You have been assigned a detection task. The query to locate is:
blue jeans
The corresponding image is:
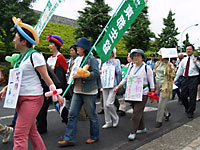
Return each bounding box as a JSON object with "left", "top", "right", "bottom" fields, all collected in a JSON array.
[{"left": 64, "top": 93, "right": 99, "bottom": 142}]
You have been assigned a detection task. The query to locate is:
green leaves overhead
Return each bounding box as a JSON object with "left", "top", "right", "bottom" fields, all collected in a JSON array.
[{"left": 156, "top": 10, "right": 179, "bottom": 49}]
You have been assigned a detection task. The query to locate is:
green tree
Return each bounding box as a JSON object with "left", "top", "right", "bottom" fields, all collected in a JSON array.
[
  {"left": 182, "top": 33, "right": 191, "bottom": 50},
  {"left": 0, "top": 0, "right": 39, "bottom": 54},
  {"left": 123, "top": 6, "right": 155, "bottom": 52},
  {"left": 156, "top": 10, "right": 179, "bottom": 48},
  {"left": 75, "top": 0, "right": 112, "bottom": 44}
]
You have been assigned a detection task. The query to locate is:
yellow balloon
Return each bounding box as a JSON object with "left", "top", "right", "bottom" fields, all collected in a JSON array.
[{"left": 12, "top": 16, "right": 39, "bottom": 45}]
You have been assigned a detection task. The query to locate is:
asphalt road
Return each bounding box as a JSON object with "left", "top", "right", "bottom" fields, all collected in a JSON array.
[{"left": 1, "top": 95, "right": 200, "bottom": 150}]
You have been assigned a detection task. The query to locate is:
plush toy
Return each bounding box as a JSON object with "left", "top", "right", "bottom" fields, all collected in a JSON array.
[
  {"left": 76, "top": 64, "right": 90, "bottom": 78},
  {"left": 5, "top": 53, "right": 20, "bottom": 67},
  {"left": 147, "top": 91, "right": 159, "bottom": 103}
]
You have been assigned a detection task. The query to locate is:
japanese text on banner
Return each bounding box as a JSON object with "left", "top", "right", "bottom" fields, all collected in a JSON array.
[
  {"left": 125, "top": 75, "right": 143, "bottom": 101},
  {"left": 34, "top": 0, "right": 64, "bottom": 37},
  {"left": 4, "top": 68, "right": 22, "bottom": 109},
  {"left": 95, "top": 0, "right": 146, "bottom": 63}
]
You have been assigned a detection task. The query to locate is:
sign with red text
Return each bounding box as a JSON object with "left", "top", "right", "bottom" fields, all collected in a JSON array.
[
  {"left": 101, "top": 65, "right": 115, "bottom": 88},
  {"left": 125, "top": 75, "right": 143, "bottom": 101}
]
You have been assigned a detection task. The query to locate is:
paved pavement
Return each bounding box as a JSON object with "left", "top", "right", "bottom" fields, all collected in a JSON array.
[
  {"left": 138, "top": 115, "right": 200, "bottom": 150},
  {"left": 1, "top": 87, "right": 200, "bottom": 150}
]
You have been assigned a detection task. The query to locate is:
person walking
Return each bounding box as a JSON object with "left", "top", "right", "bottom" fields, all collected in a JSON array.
[
  {"left": 147, "top": 53, "right": 156, "bottom": 70},
  {"left": 114, "top": 49, "right": 155, "bottom": 141},
  {"left": 118, "top": 52, "right": 133, "bottom": 116},
  {"left": 0, "top": 124, "right": 13, "bottom": 144},
  {"left": 0, "top": 16, "right": 63, "bottom": 150},
  {"left": 0, "top": 97, "right": 13, "bottom": 144},
  {"left": 36, "top": 33, "right": 68, "bottom": 134},
  {"left": 171, "top": 58, "right": 181, "bottom": 101},
  {"left": 154, "top": 49, "right": 176, "bottom": 128},
  {"left": 101, "top": 48, "right": 121, "bottom": 129},
  {"left": 58, "top": 37, "right": 100, "bottom": 147},
  {"left": 174, "top": 44, "right": 200, "bottom": 118}
]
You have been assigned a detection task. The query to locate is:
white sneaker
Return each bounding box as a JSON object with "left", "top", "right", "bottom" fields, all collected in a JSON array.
[
  {"left": 128, "top": 133, "right": 136, "bottom": 141},
  {"left": 113, "top": 116, "right": 119, "bottom": 127},
  {"left": 2, "top": 127, "right": 13, "bottom": 144},
  {"left": 102, "top": 123, "right": 112, "bottom": 129},
  {"left": 136, "top": 128, "right": 147, "bottom": 134}
]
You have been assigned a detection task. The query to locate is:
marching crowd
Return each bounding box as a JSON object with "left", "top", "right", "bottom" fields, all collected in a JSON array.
[{"left": 0, "top": 17, "right": 200, "bottom": 150}]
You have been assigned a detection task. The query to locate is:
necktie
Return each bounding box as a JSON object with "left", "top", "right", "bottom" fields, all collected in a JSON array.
[{"left": 184, "top": 57, "right": 190, "bottom": 77}]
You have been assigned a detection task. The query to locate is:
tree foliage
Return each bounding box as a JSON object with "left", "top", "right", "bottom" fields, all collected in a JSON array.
[
  {"left": 182, "top": 33, "right": 191, "bottom": 51},
  {"left": 0, "top": 0, "right": 39, "bottom": 54},
  {"left": 123, "top": 6, "right": 155, "bottom": 52},
  {"left": 75, "top": 0, "right": 112, "bottom": 44},
  {"left": 156, "top": 10, "right": 179, "bottom": 49},
  {"left": 36, "top": 22, "right": 77, "bottom": 56}
]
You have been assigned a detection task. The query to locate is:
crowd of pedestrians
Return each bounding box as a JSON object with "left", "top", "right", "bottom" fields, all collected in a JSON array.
[{"left": 1, "top": 17, "right": 200, "bottom": 150}]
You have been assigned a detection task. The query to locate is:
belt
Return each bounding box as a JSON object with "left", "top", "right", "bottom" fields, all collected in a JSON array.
[{"left": 184, "top": 75, "right": 199, "bottom": 79}]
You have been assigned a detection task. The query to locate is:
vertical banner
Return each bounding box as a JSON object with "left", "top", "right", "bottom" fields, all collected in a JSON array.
[
  {"left": 125, "top": 75, "right": 143, "bottom": 101},
  {"left": 95, "top": 0, "right": 146, "bottom": 63},
  {"left": 4, "top": 68, "right": 22, "bottom": 109},
  {"left": 34, "top": 0, "right": 64, "bottom": 37}
]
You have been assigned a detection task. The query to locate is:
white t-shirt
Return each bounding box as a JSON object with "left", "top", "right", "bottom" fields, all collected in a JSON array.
[{"left": 18, "top": 52, "right": 46, "bottom": 96}]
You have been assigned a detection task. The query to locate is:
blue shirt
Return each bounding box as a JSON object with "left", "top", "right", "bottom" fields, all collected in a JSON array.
[{"left": 147, "top": 60, "right": 155, "bottom": 70}]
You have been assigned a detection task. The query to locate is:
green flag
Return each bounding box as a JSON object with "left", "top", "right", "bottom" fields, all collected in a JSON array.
[
  {"left": 95, "top": 0, "right": 146, "bottom": 63},
  {"left": 34, "top": 0, "right": 64, "bottom": 37}
]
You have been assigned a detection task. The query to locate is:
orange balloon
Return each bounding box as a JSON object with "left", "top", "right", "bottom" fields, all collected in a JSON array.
[
  {"left": 83, "top": 64, "right": 89, "bottom": 70},
  {"left": 76, "top": 68, "right": 84, "bottom": 74},
  {"left": 83, "top": 71, "right": 90, "bottom": 78},
  {"left": 76, "top": 64, "right": 90, "bottom": 78}
]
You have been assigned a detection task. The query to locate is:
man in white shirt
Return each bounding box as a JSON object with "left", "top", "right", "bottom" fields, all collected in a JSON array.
[{"left": 174, "top": 44, "right": 200, "bottom": 118}]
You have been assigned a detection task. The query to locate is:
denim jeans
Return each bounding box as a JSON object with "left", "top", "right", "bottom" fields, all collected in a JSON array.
[{"left": 64, "top": 93, "right": 99, "bottom": 142}]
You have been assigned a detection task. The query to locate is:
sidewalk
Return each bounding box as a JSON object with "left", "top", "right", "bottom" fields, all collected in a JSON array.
[{"left": 137, "top": 116, "right": 200, "bottom": 150}]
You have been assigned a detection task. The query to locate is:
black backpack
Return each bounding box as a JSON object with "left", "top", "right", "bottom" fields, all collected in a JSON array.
[{"left": 30, "top": 52, "right": 62, "bottom": 93}]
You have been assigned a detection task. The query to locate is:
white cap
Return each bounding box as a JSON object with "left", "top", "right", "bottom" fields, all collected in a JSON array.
[{"left": 157, "top": 48, "right": 165, "bottom": 56}]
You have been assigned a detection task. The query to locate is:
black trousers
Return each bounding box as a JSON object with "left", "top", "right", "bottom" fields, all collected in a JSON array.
[
  {"left": 36, "top": 96, "right": 51, "bottom": 133},
  {"left": 181, "top": 76, "right": 199, "bottom": 114}
]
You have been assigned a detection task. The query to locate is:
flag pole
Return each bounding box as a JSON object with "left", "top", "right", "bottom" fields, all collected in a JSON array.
[{"left": 62, "top": 0, "right": 126, "bottom": 97}]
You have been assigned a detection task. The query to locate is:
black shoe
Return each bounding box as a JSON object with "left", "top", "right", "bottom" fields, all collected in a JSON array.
[
  {"left": 178, "top": 100, "right": 182, "bottom": 105},
  {"left": 155, "top": 122, "right": 162, "bottom": 128},
  {"left": 187, "top": 112, "right": 193, "bottom": 118},
  {"left": 117, "top": 110, "right": 126, "bottom": 117},
  {"left": 61, "top": 107, "right": 69, "bottom": 125},
  {"left": 7, "top": 124, "right": 14, "bottom": 128},
  {"left": 98, "top": 109, "right": 104, "bottom": 114},
  {"left": 165, "top": 113, "right": 171, "bottom": 121}
]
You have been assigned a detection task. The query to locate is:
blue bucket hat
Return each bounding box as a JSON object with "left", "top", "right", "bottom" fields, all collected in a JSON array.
[
  {"left": 74, "top": 37, "right": 91, "bottom": 51},
  {"left": 130, "top": 49, "right": 147, "bottom": 61}
]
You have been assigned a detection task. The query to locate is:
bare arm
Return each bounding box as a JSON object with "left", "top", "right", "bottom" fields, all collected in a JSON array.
[
  {"left": 113, "top": 84, "right": 123, "bottom": 93},
  {"left": 35, "top": 65, "right": 64, "bottom": 106},
  {"left": 35, "top": 65, "right": 53, "bottom": 87},
  {"left": 0, "top": 85, "right": 8, "bottom": 101}
]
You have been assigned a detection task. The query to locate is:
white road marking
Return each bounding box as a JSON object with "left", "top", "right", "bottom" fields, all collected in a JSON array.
[
  {"left": 127, "top": 106, "right": 157, "bottom": 113},
  {"left": 0, "top": 109, "right": 56, "bottom": 121}
]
